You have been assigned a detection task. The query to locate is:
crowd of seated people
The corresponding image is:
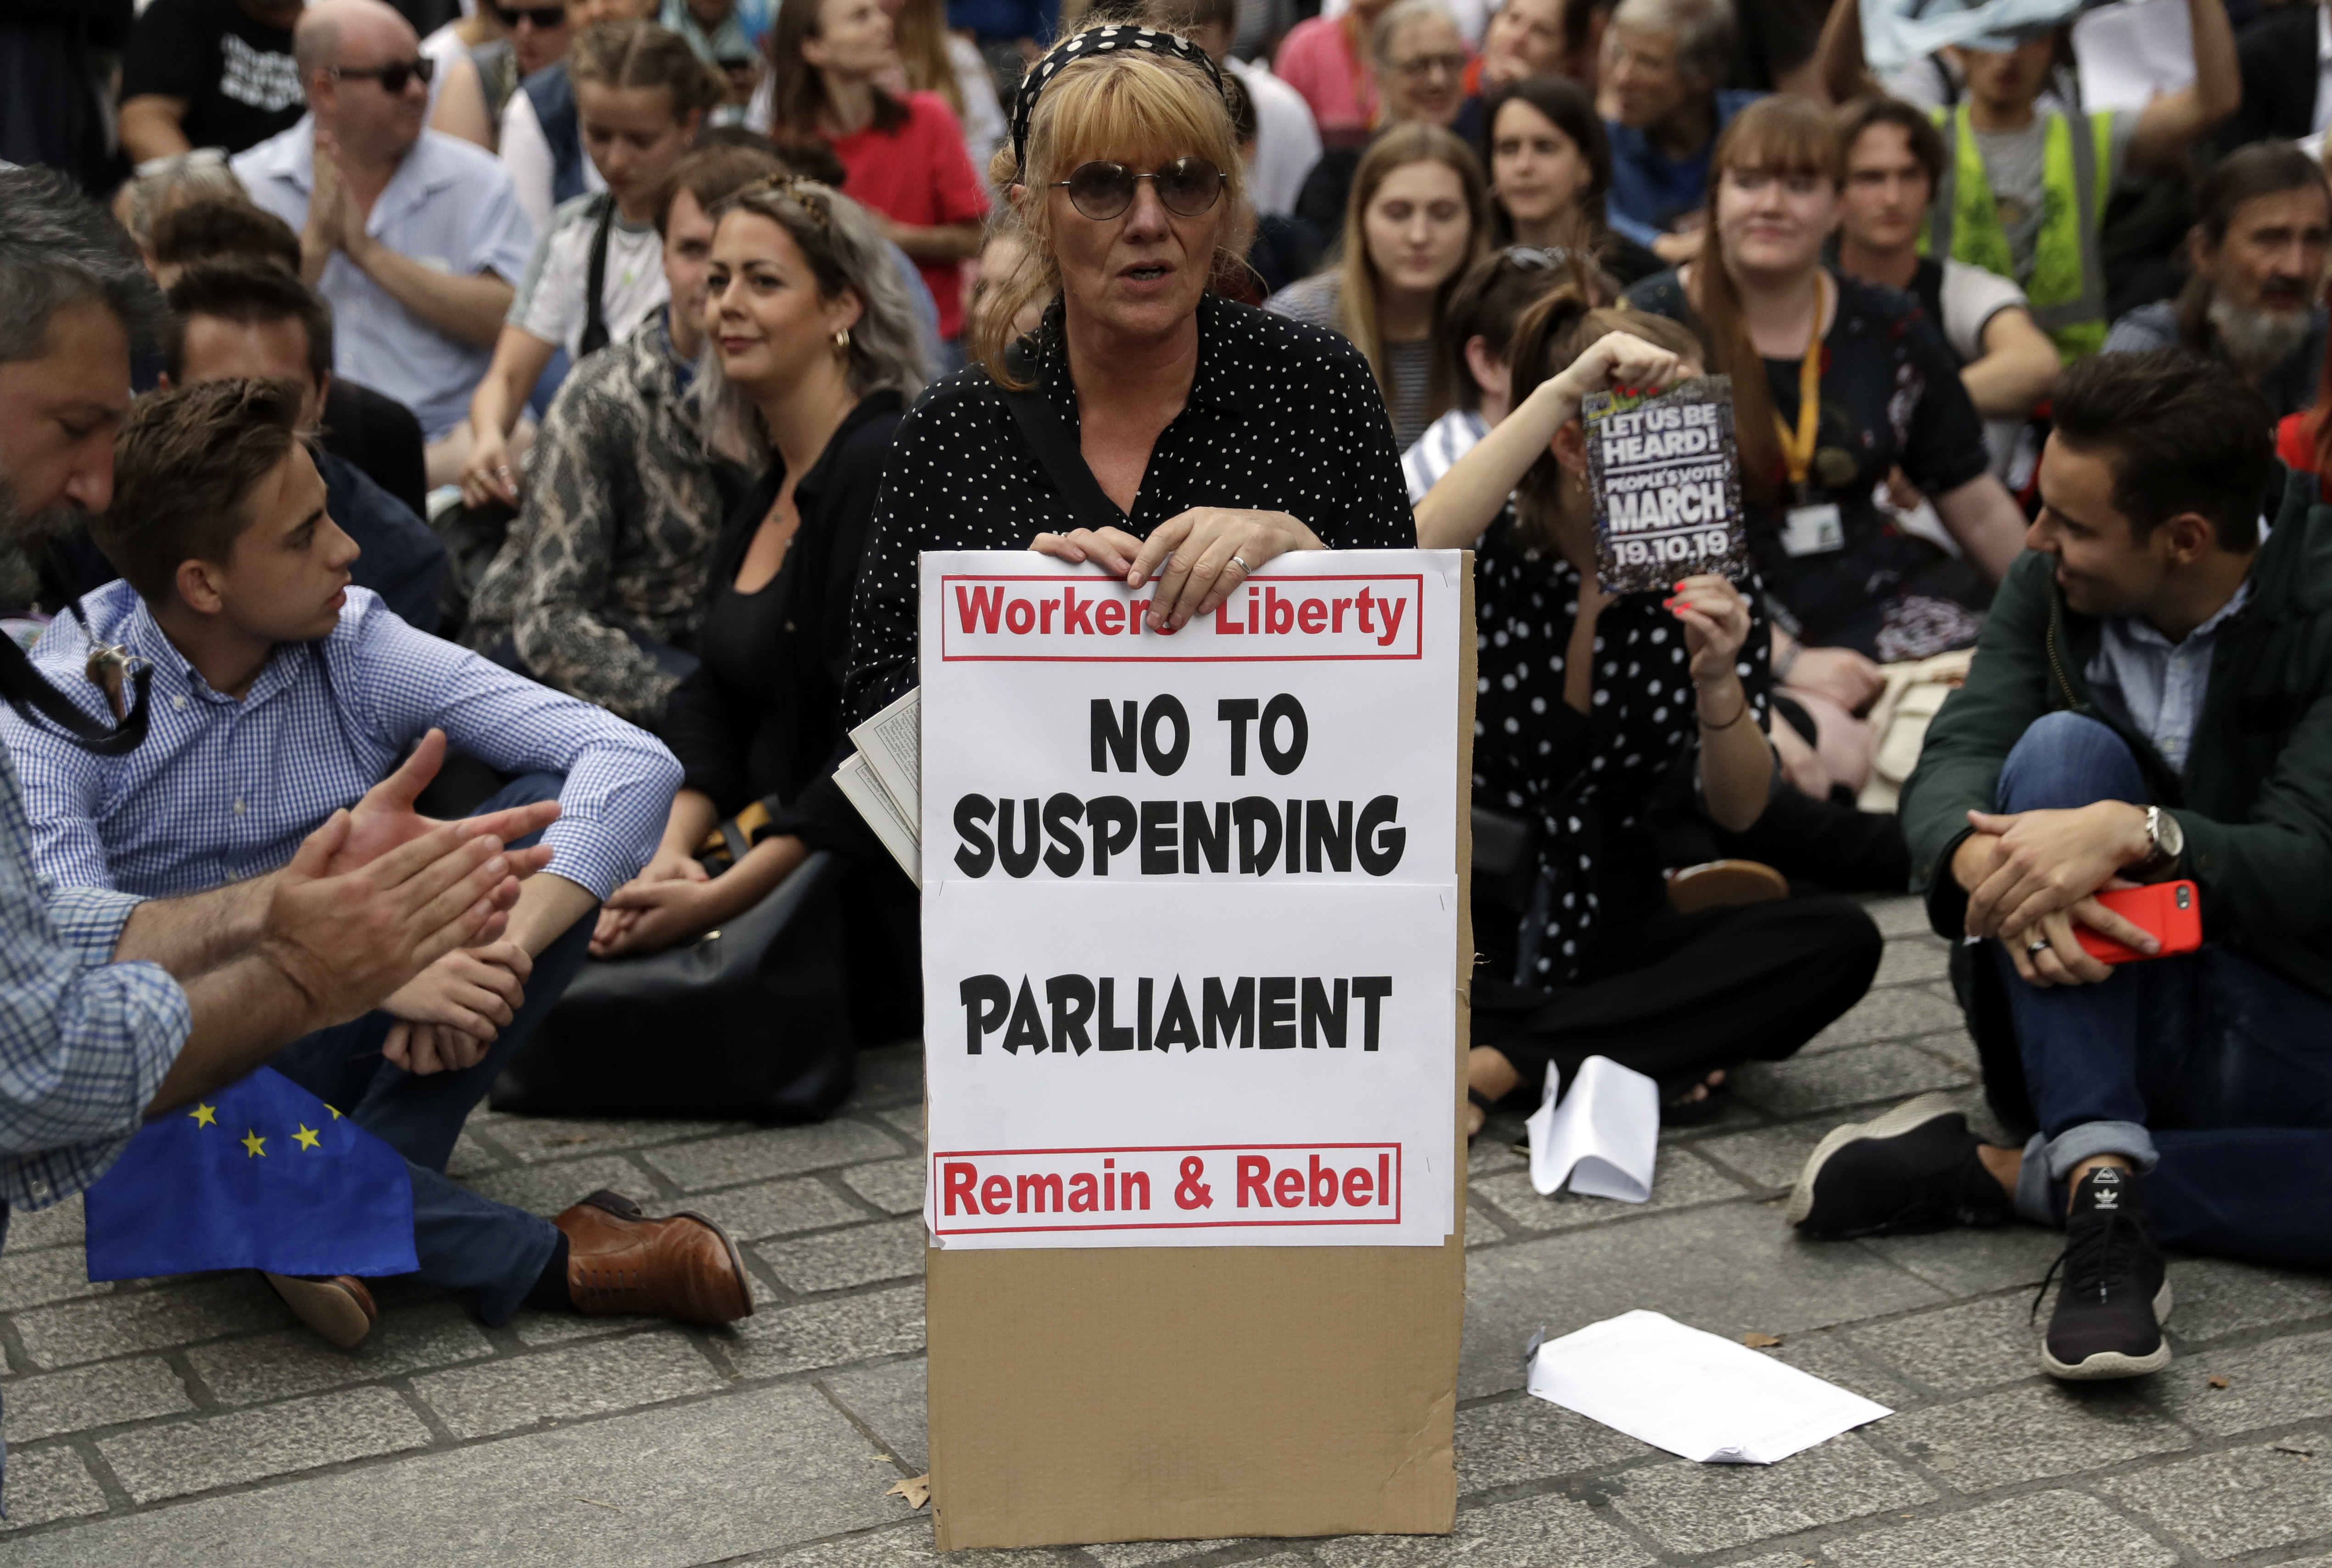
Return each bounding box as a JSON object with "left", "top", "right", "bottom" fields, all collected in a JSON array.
[{"left": 4, "top": 0, "right": 2331, "bottom": 1397}]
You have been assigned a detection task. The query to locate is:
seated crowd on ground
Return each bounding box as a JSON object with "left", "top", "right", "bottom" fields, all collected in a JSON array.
[{"left": 0, "top": 0, "right": 2328, "bottom": 1403}]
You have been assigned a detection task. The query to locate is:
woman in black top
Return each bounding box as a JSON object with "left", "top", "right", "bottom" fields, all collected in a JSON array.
[
  {"left": 593, "top": 175, "right": 925, "bottom": 1037},
  {"left": 1415, "top": 289, "right": 1882, "bottom": 1131},
  {"left": 1479, "top": 74, "right": 1661, "bottom": 290},
  {"left": 843, "top": 25, "right": 1416, "bottom": 725}
]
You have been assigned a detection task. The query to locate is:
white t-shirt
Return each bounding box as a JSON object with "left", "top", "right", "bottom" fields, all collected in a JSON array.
[
  {"left": 1228, "top": 56, "right": 1323, "bottom": 219},
  {"left": 507, "top": 192, "right": 669, "bottom": 359},
  {"left": 500, "top": 85, "right": 606, "bottom": 234},
  {"left": 1936, "top": 257, "right": 2026, "bottom": 365},
  {"left": 948, "top": 33, "right": 1008, "bottom": 173}
]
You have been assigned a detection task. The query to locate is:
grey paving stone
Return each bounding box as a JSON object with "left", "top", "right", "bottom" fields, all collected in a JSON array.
[
  {"left": 1730, "top": 1042, "right": 1972, "bottom": 1119},
  {"left": 1, "top": 1193, "right": 84, "bottom": 1253},
  {"left": 642, "top": 1120, "right": 906, "bottom": 1192},
  {"left": 1458, "top": 1204, "right": 1949, "bottom": 1399},
  {"left": 1759, "top": 1330, "right": 1922, "bottom": 1412},
  {"left": 1464, "top": 1210, "right": 1504, "bottom": 1248},
  {"left": 485, "top": 1114, "right": 757, "bottom": 1165},
  {"left": 1820, "top": 1489, "right": 2176, "bottom": 1568},
  {"left": 446, "top": 1128, "right": 504, "bottom": 1179},
  {"left": 12, "top": 1273, "right": 293, "bottom": 1369},
  {"left": 1083, "top": 1538, "right": 1258, "bottom": 1565},
  {"left": 1858, "top": 1223, "right": 2064, "bottom": 1297},
  {"left": 822, "top": 1356, "right": 928, "bottom": 1471},
  {"left": 758, "top": 1521, "right": 1082, "bottom": 1567},
  {"left": 462, "top": 1154, "right": 658, "bottom": 1217},
  {"left": 95, "top": 1384, "right": 433, "bottom": 1504},
  {"left": 2164, "top": 1257, "right": 2332, "bottom": 1343},
  {"left": 1880, "top": 1381, "right": 2190, "bottom": 1489},
  {"left": 1864, "top": 898, "right": 1938, "bottom": 938},
  {"left": 2099, "top": 1440, "right": 2332, "bottom": 1558},
  {"left": 1473, "top": 1148, "right": 1746, "bottom": 1235},
  {"left": 1805, "top": 986, "right": 1969, "bottom": 1053},
  {"left": 1694, "top": 1121, "right": 1828, "bottom": 1191},
  {"left": 842, "top": 1159, "right": 928, "bottom": 1216},
  {"left": 184, "top": 1299, "right": 495, "bottom": 1405},
  {"left": 842, "top": 1044, "right": 925, "bottom": 1110},
  {"left": 410, "top": 1331, "right": 727, "bottom": 1439},
  {"left": 0, "top": 1445, "right": 109, "bottom": 1531},
  {"left": 655, "top": 1175, "right": 871, "bottom": 1241},
  {"left": 2155, "top": 1328, "right": 2332, "bottom": 1436},
  {"left": 1844, "top": 1294, "right": 2046, "bottom": 1396},
  {"left": 760, "top": 1218, "right": 929, "bottom": 1293},
  {"left": 0, "top": 1246, "right": 112, "bottom": 1311},
  {"left": 878, "top": 1105, "right": 924, "bottom": 1144},
  {"left": 1452, "top": 1391, "right": 1653, "bottom": 1490},
  {"left": 1604, "top": 1434, "right": 1932, "bottom": 1554},
  {"left": 1312, "top": 1494, "right": 1654, "bottom": 1567},
  {"left": 0, "top": 1356, "right": 193, "bottom": 1442},
  {"left": 1872, "top": 937, "right": 1952, "bottom": 987},
  {"left": 6, "top": 1384, "right": 901, "bottom": 1568},
  {"left": 724, "top": 1283, "right": 925, "bottom": 1376},
  {"left": 509, "top": 1306, "right": 669, "bottom": 1347}
]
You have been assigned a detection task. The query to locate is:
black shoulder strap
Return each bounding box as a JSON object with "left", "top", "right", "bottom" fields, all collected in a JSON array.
[
  {"left": 995, "top": 341, "right": 1125, "bottom": 533},
  {"left": 0, "top": 635, "right": 151, "bottom": 758},
  {"left": 578, "top": 193, "right": 617, "bottom": 359}
]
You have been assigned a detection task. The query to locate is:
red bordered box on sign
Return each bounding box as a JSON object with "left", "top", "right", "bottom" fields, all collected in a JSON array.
[
  {"left": 930, "top": 1142, "right": 1405, "bottom": 1235},
  {"left": 937, "top": 574, "right": 1427, "bottom": 663}
]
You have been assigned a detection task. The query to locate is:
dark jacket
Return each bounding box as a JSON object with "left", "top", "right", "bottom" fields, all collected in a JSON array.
[
  {"left": 2219, "top": 1, "right": 2320, "bottom": 155},
  {"left": 1902, "top": 464, "right": 2332, "bottom": 997},
  {"left": 323, "top": 377, "right": 429, "bottom": 523},
  {"left": 319, "top": 450, "right": 448, "bottom": 635}
]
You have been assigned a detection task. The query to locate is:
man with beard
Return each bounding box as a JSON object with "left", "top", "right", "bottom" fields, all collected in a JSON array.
[
  {"left": 1792, "top": 351, "right": 2332, "bottom": 1378},
  {"left": 2104, "top": 143, "right": 2332, "bottom": 422},
  {"left": 0, "top": 165, "right": 555, "bottom": 1308}
]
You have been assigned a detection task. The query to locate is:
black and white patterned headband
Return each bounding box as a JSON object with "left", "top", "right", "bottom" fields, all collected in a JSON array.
[{"left": 1008, "top": 24, "right": 1228, "bottom": 175}]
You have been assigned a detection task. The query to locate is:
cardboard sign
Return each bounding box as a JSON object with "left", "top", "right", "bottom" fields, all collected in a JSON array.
[
  {"left": 1584, "top": 375, "right": 1751, "bottom": 596},
  {"left": 921, "top": 549, "right": 1473, "bottom": 1549}
]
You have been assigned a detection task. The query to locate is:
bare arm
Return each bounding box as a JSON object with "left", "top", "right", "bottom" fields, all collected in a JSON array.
[
  {"left": 459, "top": 324, "right": 559, "bottom": 504},
  {"left": 429, "top": 54, "right": 497, "bottom": 149},
  {"left": 1960, "top": 305, "right": 2059, "bottom": 419},
  {"left": 117, "top": 96, "right": 193, "bottom": 163},
  {"left": 112, "top": 875, "right": 276, "bottom": 977},
  {"left": 1811, "top": 0, "right": 1879, "bottom": 106},
  {"left": 345, "top": 233, "right": 517, "bottom": 346},
  {"left": 2127, "top": 0, "right": 2241, "bottom": 173},
  {"left": 884, "top": 220, "right": 984, "bottom": 261},
  {"left": 1931, "top": 472, "right": 2029, "bottom": 582}
]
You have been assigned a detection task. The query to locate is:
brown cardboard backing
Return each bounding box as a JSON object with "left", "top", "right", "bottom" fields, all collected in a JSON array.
[{"left": 926, "top": 562, "right": 1476, "bottom": 1551}]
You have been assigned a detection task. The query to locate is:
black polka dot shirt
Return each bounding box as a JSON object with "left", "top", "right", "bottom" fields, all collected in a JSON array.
[
  {"left": 1472, "top": 511, "right": 1773, "bottom": 987},
  {"left": 843, "top": 292, "right": 1418, "bottom": 723}
]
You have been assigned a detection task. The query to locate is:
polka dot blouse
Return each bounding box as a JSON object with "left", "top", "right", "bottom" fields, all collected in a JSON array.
[
  {"left": 842, "top": 292, "right": 1418, "bottom": 724},
  {"left": 1472, "top": 511, "right": 1773, "bottom": 988}
]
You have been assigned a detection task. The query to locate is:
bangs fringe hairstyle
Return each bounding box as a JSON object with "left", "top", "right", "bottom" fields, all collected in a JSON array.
[
  {"left": 769, "top": 0, "right": 910, "bottom": 139},
  {"left": 975, "top": 28, "right": 1252, "bottom": 390},
  {"left": 568, "top": 19, "right": 730, "bottom": 118},
  {"left": 1506, "top": 278, "right": 1703, "bottom": 549},
  {"left": 1335, "top": 123, "right": 1490, "bottom": 428},
  {"left": 1689, "top": 94, "right": 1843, "bottom": 503},
  {"left": 698, "top": 179, "right": 929, "bottom": 463}
]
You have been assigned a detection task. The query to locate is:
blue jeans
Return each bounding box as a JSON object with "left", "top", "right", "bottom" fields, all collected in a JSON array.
[
  {"left": 269, "top": 773, "right": 593, "bottom": 1322},
  {"left": 1992, "top": 713, "right": 2332, "bottom": 1267}
]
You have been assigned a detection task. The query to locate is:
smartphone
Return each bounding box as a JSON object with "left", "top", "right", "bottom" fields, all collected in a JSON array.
[{"left": 2073, "top": 880, "right": 2202, "bottom": 964}]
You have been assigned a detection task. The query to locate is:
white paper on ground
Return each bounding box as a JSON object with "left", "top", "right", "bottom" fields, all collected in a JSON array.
[
  {"left": 1526, "top": 1310, "right": 1892, "bottom": 1464},
  {"left": 2072, "top": 0, "right": 2195, "bottom": 113},
  {"left": 1525, "top": 1054, "right": 1658, "bottom": 1201}
]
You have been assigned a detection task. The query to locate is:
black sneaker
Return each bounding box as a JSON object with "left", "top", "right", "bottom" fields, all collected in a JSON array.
[
  {"left": 2036, "top": 1165, "right": 2172, "bottom": 1380},
  {"left": 1786, "top": 1093, "right": 2015, "bottom": 1238}
]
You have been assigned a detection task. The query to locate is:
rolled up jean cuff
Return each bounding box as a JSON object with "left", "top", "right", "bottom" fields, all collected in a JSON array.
[{"left": 2016, "top": 1122, "right": 2158, "bottom": 1227}]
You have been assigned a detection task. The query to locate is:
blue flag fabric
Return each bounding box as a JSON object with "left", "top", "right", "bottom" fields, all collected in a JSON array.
[{"left": 83, "top": 1067, "right": 418, "bottom": 1282}]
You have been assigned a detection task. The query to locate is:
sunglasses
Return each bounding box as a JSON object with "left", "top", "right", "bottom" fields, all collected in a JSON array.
[
  {"left": 332, "top": 56, "right": 437, "bottom": 94},
  {"left": 1051, "top": 158, "right": 1225, "bottom": 222},
  {"left": 495, "top": 5, "right": 568, "bottom": 27}
]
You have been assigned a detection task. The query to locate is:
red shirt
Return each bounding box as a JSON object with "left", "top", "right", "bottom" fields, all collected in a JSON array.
[{"left": 831, "top": 91, "right": 988, "bottom": 341}]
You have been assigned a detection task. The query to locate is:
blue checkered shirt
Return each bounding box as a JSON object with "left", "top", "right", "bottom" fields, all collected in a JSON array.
[
  {"left": 2, "top": 583, "right": 680, "bottom": 904},
  {"left": 0, "top": 738, "right": 190, "bottom": 1211}
]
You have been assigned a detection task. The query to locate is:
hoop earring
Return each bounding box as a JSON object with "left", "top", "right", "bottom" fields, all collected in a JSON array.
[{"left": 833, "top": 327, "right": 851, "bottom": 355}]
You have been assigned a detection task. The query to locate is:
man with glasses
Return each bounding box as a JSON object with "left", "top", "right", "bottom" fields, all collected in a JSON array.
[
  {"left": 1599, "top": 0, "right": 1757, "bottom": 262},
  {"left": 120, "top": 0, "right": 308, "bottom": 165},
  {"left": 235, "top": 0, "right": 537, "bottom": 489}
]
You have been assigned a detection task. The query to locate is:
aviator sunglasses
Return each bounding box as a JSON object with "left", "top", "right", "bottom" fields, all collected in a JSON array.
[
  {"left": 496, "top": 5, "right": 569, "bottom": 28},
  {"left": 332, "top": 56, "right": 437, "bottom": 94},
  {"left": 1051, "top": 158, "right": 1226, "bottom": 221}
]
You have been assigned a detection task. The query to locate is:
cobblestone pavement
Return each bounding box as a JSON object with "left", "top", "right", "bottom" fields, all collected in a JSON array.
[{"left": 3, "top": 898, "right": 2329, "bottom": 1567}]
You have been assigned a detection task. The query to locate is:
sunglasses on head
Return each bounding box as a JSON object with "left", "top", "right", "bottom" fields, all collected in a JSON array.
[
  {"left": 495, "top": 5, "right": 568, "bottom": 27},
  {"left": 332, "top": 56, "right": 437, "bottom": 94},
  {"left": 1051, "top": 158, "right": 1225, "bottom": 222}
]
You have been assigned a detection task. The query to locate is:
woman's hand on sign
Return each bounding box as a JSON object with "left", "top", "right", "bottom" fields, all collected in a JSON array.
[
  {"left": 1665, "top": 573, "right": 1751, "bottom": 685},
  {"left": 1032, "top": 524, "right": 1147, "bottom": 577},
  {"left": 1550, "top": 330, "right": 1691, "bottom": 411},
  {"left": 1127, "top": 508, "right": 1326, "bottom": 633}
]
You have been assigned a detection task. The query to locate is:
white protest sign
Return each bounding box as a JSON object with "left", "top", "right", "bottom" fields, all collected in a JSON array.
[{"left": 919, "top": 549, "right": 1463, "bottom": 1250}]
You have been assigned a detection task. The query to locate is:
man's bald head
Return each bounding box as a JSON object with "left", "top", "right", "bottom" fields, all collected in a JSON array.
[{"left": 294, "top": 0, "right": 417, "bottom": 80}]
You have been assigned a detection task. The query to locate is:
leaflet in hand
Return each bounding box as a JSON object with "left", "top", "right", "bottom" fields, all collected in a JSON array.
[
  {"left": 1582, "top": 375, "right": 1751, "bottom": 597},
  {"left": 835, "top": 686, "right": 921, "bottom": 882}
]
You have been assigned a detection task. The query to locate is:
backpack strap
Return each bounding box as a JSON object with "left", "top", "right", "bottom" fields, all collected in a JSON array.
[
  {"left": 578, "top": 193, "right": 618, "bottom": 359},
  {"left": 994, "top": 339, "right": 1125, "bottom": 533}
]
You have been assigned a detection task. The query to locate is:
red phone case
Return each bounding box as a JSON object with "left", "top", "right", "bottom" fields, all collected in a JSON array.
[{"left": 2073, "top": 880, "right": 2203, "bottom": 964}]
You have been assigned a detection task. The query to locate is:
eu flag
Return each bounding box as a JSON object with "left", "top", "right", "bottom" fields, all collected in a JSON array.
[{"left": 83, "top": 1067, "right": 418, "bottom": 1282}]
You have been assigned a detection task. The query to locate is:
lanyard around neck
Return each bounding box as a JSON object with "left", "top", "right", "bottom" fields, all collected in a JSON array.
[{"left": 1771, "top": 272, "right": 1827, "bottom": 489}]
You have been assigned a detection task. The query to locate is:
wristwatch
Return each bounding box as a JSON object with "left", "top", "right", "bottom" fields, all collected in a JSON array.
[{"left": 2134, "top": 804, "right": 2185, "bottom": 875}]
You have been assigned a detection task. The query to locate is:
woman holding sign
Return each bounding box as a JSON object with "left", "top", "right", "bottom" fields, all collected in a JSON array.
[
  {"left": 842, "top": 18, "right": 1418, "bottom": 722},
  {"left": 1416, "top": 290, "right": 1882, "bottom": 1133}
]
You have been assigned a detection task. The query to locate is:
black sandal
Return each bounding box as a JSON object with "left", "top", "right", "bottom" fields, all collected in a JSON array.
[{"left": 1658, "top": 1071, "right": 1736, "bottom": 1127}]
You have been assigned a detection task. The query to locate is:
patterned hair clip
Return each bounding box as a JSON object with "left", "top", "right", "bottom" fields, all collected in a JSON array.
[
  {"left": 742, "top": 172, "right": 834, "bottom": 225},
  {"left": 1008, "top": 24, "right": 1229, "bottom": 174}
]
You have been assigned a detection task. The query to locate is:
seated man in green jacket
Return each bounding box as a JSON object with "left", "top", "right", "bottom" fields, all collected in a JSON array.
[{"left": 1785, "top": 351, "right": 2332, "bottom": 1383}]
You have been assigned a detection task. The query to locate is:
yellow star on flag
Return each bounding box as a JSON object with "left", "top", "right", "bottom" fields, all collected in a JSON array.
[
  {"left": 293, "top": 1124, "right": 322, "bottom": 1151},
  {"left": 188, "top": 1103, "right": 218, "bottom": 1128},
  {"left": 241, "top": 1130, "right": 267, "bottom": 1158},
  {"left": 327, "top": 1104, "right": 343, "bottom": 1119}
]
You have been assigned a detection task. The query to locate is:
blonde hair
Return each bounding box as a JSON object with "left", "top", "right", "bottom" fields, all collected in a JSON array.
[
  {"left": 892, "top": 0, "right": 967, "bottom": 119},
  {"left": 568, "top": 18, "right": 729, "bottom": 118},
  {"left": 1332, "top": 123, "right": 1489, "bottom": 428},
  {"left": 975, "top": 36, "right": 1250, "bottom": 389}
]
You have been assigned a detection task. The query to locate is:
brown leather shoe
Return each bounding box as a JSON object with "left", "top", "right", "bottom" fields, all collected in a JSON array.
[
  {"left": 1666, "top": 858, "right": 1791, "bottom": 915},
  {"left": 552, "top": 1189, "right": 754, "bottom": 1324},
  {"left": 263, "top": 1272, "right": 379, "bottom": 1349}
]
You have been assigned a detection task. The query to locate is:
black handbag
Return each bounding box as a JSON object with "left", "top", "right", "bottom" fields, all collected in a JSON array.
[{"left": 489, "top": 848, "right": 857, "bottom": 1122}]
